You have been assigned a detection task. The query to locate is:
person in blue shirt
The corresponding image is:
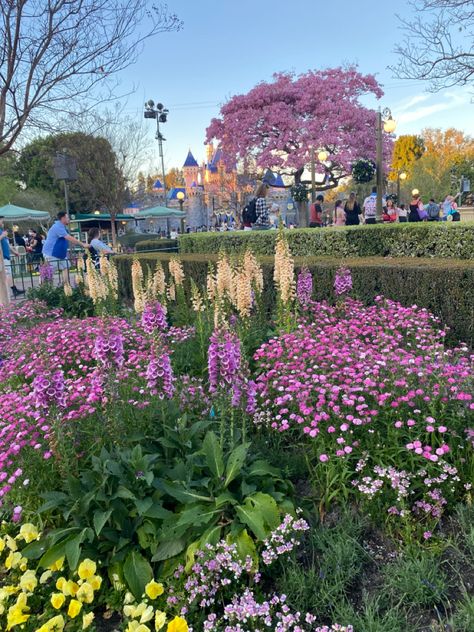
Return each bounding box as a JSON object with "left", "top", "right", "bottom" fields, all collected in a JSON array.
[
  {"left": 0, "top": 216, "right": 25, "bottom": 298},
  {"left": 43, "top": 212, "right": 88, "bottom": 283}
]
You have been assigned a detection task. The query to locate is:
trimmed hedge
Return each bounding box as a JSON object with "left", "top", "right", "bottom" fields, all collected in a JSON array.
[
  {"left": 115, "top": 253, "right": 474, "bottom": 346},
  {"left": 178, "top": 222, "right": 474, "bottom": 259},
  {"left": 135, "top": 239, "right": 178, "bottom": 253},
  {"left": 117, "top": 233, "right": 169, "bottom": 250}
]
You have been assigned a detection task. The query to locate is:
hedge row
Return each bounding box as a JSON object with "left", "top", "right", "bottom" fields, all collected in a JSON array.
[
  {"left": 135, "top": 239, "right": 178, "bottom": 253},
  {"left": 115, "top": 253, "right": 474, "bottom": 346},
  {"left": 117, "top": 233, "right": 169, "bottom": 249},
  {"left": 178, "top": 222, "right": 474, "bottom": 259}
]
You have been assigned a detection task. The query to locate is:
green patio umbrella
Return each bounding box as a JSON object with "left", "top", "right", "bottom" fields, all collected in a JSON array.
[{"left": 0, "top": 203, "right": 50, "bottom": 222}]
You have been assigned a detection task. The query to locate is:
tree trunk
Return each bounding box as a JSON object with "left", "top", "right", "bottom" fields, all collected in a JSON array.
[
  {"left": 297, "top": 200, "right": 309, "bottom": 228},
  {"left": 110, "top": 210, "right": 118, "bottom": 249},
  {"left": 294, "top": 167, "right": 304, "bottom": 185}
]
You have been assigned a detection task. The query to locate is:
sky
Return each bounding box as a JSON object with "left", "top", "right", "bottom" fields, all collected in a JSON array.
[{"left": 116, "top": 0, "right": 474, "bottom": 174}]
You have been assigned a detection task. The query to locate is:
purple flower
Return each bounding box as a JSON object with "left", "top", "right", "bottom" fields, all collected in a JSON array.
[
  {"left": 297, "top": 267, "right": 313, "bottom": 306},
  {"left": 334, "top": 267, "right": 353, "bottom": 296},
  {"left": 33, "top": 370, "right": 66, "bottom": 409},
  {"left": 146, "top": 347, "right": 175, "bottom": 399},
  {"left": 141, "top": 301, "right": 168, "bottom": 335},
  {"left": 208, "top": 328, "right": 243, "bottom": 406},
  {"left": 39, "top": 263, "right": 54, "bottom": 283},
  {"left": 93, "top": 327, "right": 124, "bottom": 368}
]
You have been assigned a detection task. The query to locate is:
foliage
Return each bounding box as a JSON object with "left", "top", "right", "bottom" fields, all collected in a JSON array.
[
  {"left": 0, "top": 0, "right": 182, "bottom": 155},
  {"left": 115, "top": 250, "right": 474, "bottom": 346},
  {"left": 27, "top": 283, "right": 94, "bottom": 318},
  {"left": 290, "top": 183, "right": 309, "bottom": 202},
  {"left": 389, "top": 135, "right": 425, "bottom": 180},
  {"left": 135, "top": 239, "right": 178, "bottom": 253},
  {"left": 351, "top": 159, "right": 376, "bottom": 184},
  {"left": 206, "top": 66, "right": 392, "bottom": 188},
  {"left": 15, "top": 132, "right": 124, "bottom": 215},
  {"left": 177, "top": 223, "right": 474, "bottom": 260}
]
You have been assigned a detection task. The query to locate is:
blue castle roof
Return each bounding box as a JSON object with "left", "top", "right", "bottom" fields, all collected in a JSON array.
[
  {"left": 152, "top": 179, "right": 163, "bottom": 189},
  {"left": 183, "top": 150, "right": 198, "bottom": 168},
  {"left": 167, "top": 187, "right": 187, "bottom": 200}
]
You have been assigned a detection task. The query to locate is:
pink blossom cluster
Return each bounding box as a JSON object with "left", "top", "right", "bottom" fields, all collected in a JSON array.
[
  {"left": 208, "top": 328, "right": 244, "bottom": 406},
  {"left": 297, "top": 268, "right": 313, "bottom": 306},
  {"left": 146, "top": 349, "right": 175, "bottom": 399},
  {"left": 141, "top": 301, "right": 168, "bottom": 334},
  {"left": 334, "top": 267, "right": 352, "bottom": 296},
  {"left": 32, "top": 370, "right": 66, "bottom": 409},
  {"left": 261, "top": 513, "right": 309, "bottom": 565},
  {"left": 202, "top": 590, "right": 352, "bottom": 632},
  {"left": 177, "top": 376, "right": 211, "bottom": 416}
]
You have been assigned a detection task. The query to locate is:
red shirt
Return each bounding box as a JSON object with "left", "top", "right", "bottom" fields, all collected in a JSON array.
[{"left": 310, "top": 203, "right": 323, "bottom": 224}]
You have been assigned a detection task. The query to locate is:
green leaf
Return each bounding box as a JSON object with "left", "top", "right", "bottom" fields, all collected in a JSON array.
[
  {"left": 199, "top": 524, "right": 222, "bottom": 547},
  {"left": 202, "top": 431, "right": 224, "bottom": 479},
  {"left": 21, "top": 539, "right": 48, "bottom": 560},
  {"left": 143, "top": 504, "right": 173, "bottom": 520},
  {"left": 247, "top": 492, "right": 280, "bottom": 530},
  {"left": 134, "top": 498, "right": 153, "bottom": 516},
  {"left": 93, "top": 509, "right": 112, "bottom": 536},
  {"left": 247, "top": 460, "right": 280, "bottom": 478},
  {"left": 177, "top": 505, "right": 221, "bottom": 528},
  {"left": 224, "top": 443, "right": 249, "bottom": 488},
  {"left": 65, "top": 532, "right": 85, "bottom": 570},
  {"left": 160, "top": 481, "right": 213, "bottom": 504},
  {"left": 235, "top": 503, "right": 267, "bottom": 541},
  {"left": 151, "top": 539, "right": 186, "bottom": 562},
  {"left": 184, "top": 540, "right": 200, "bottom": 573},
  {"left": 234, "top": 529, "right": 259, "bottom": 570},
  {"left": 116, "top": 486, "right": 136, "bottom": 500},
  {"left": 123, "top": 550, "right": 153, "bottom": 599},
  {"left": 38, "top": 533, "right": 78, "bottom": 569}
]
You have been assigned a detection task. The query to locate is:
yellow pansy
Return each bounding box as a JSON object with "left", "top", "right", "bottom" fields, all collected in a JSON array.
[
  {"left": 5, "top": 551, "right": 22, "bottom": 569},
  {"left": 124, "top": 591, "right": 135, "bottom": 604},
  {"left": 155, "top": 610, "right": 167, "bottom": 630},
  {"left": 127, "top": 622, "right": 151, "bottom": 632},
  {"left": 76, "top": 582, "right": 94, "bottom": 604},
  {"left": 0, "top": 537, "right": 5, "bottom": 552},
  {"left": 124, "top": 604, "right": 138, "bottom": 618},
  {"left": 36, "top": 614, "right": 65, "bottom": 632},
  {"left": 40, "top": 570, "right": 53, "bottom": 584},
  {"left": 49, "top": 556, "right": 65, "bottom": 572},
  {"left": 5, "top": 535, "right": 18, "bottom": 551},
  {"left": 62, "top": 580, "right": 79, "bottom": 597},
  {"left": 139, "top": 605, "right": 154, "bottom": 624},
  {"left": 56, "top": 577, "right": 66, "bottom": 592},
  {"left": 89, "top": 575, "right": 102, "bottom": 591},
  {"left": 77, "top": 559, "right": 96, "bottom": 580},
  {"left": 166, "top": 616, "right": 188, "bottom": 632},
  {"left": 145, "top": 580, "right": 164, "bottom": 600},
  {"left": 19, "top": 569, "right": 38, "bottom": 592},
  {"left": 51, "top": 593, "right": 66, "bottom": 609},
  {"left": 67, "top": 598, "right": 82, "bottom": 618},
  {"left": 18, "top": 523, "right": 39, "bottom": 543},
  {"left": 82, "top": 611, "right": 95, "bottom": 629},
  {"left": 6, "top": 593, "right": 30, "bottom": 630}
]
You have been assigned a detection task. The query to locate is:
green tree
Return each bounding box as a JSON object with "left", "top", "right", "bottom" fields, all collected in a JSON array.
[{"left": 16, "top": 132, "right": 124, "bottom": 215}]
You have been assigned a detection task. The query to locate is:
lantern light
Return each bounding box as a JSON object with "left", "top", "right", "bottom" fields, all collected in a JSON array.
[
  {"left": 318, "top": 150, "right": 329, "bottom": 162},
  {"left": 412, "top": 188, "right": 419, "bottom": 196}
]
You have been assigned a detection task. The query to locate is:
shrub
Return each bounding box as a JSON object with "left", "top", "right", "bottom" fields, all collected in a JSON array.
[
  {"left": 115, "top": 253, "right": 474, "bottom": 345},
  {"left": 135, "top": 238, "right": 178, "bottom": 253},
  {"left": 117, "top": 233, "right": 173, "bottom": 250},
  {"left": 178, "top": 222, "right": 474, "bottom": 259}
]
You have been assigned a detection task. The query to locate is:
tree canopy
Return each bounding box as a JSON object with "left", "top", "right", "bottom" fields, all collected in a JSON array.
[
  {"left": 15, "top": 132, "right": 125, "bottom": 215},
  {"left": 389, "top": 135, "right": 425, "bottom": 180},
  {"left": 206, "top": 67, "right": 392, "bottom": 189},
  {"left": 392, "top": 1, "right": 474, "bottom": 90},
  {"left": 0, "top": 0, "right": 182, "bottom": 155}
]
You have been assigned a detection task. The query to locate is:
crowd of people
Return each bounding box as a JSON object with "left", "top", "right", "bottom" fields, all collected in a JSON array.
[{"left": 236, "top": 183, "right": 462, "bottom": 231}]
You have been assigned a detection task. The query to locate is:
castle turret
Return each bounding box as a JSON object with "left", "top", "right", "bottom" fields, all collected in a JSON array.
[{"left": 183, "top": 150, "right": 200, "bottom": 192}]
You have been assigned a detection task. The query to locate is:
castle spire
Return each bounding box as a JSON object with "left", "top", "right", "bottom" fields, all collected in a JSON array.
[{"left": 183, "top": 149, "right": 199, "bottom": 168}]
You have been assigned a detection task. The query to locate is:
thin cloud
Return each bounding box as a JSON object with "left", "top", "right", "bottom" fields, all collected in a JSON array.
[
  {"left": 396, "top": 94, "right": 430, "bottom": 112},
  {"left": 397, "top": 101, "right": 452, "bottom": 124}
]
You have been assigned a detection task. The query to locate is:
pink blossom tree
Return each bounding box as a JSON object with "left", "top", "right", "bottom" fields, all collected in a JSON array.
[{"left": 206, "top": 67, "right": 393, "bottom": 189}]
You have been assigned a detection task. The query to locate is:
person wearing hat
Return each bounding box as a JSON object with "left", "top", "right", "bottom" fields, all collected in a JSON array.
[{"left": 0, "top": 216, "right": 25, "bottom": 298}]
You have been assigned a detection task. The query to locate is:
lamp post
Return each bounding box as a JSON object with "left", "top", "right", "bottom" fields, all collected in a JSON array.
[
  {"left": 376, "top": 108, "right": 396, "bottom": 221},
  {"left": 397, "top": 171, "right": 407, "bottom": 204},
  {"left": 144, "top": 100, "right": 169, "bottom": 207},
  {"left": 177, "top": 191, "right": 185, "bottom": 233}
]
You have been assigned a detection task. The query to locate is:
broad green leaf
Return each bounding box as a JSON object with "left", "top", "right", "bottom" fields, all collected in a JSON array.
[
  {"left": 224, "top": 443, "right": 249, "bottom": 488},
  {"left": 116, "top": 486, "right": 136, "bottom": 500},
  {"left": 184, "top": 540, "right": 200, "bottom": 573},
  {"left": 93, "top": 509, "right": 113, "bottom": 536},
  {"left": 247, "top": 492, "right": 280, "bottom": 531},
  {"left": 134, "top": 498, "right": 153, "bottom": 516},
  {"left": 235, "top": 503, "right": 267, "bottom": 541},
  {"left": 199, "top": 524, "right": 222, "bottom": 547},
  {"left": 160, "top": 481, "right": 213, "bottom": 504},
  {"left": 247, "top": 460, "right": 280, "bottom": 478},
  {"left": 21, "top": 539, "right": 48, "bottom": 560},
  {"left": 177, "top": 505, "right": 221, "bottom": 528},
  {"left": 234, "top": 529, "right": 259, "bottom": 570},
  {"left": 202, "top": 431, "right": 224, "bottom": 479},
  {"left": 123, "top": 550, "right": 153, "bottom": 599},
  {"left": 38, "top": 533, "right": 78, "bottom": 569},
  {"left": 143, "top": 504, "right": 173, "bottom": 520},
  {"left": 65, "top": 532, "right": 85, "bottom": 570},
  {"left": 215, "top": 491, "right": 237, "bottom": 507},
  {"left": 151, "top": 539, "right": 186, "bottom": 562}
]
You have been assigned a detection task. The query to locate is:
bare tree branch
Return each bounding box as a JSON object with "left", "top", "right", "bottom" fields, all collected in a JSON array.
[
  {"left": 0, "top": 0, "right": 182, "bottom": 155},
  {"left": 391, "top": 0, "right": 474, "bottom": 91}
]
